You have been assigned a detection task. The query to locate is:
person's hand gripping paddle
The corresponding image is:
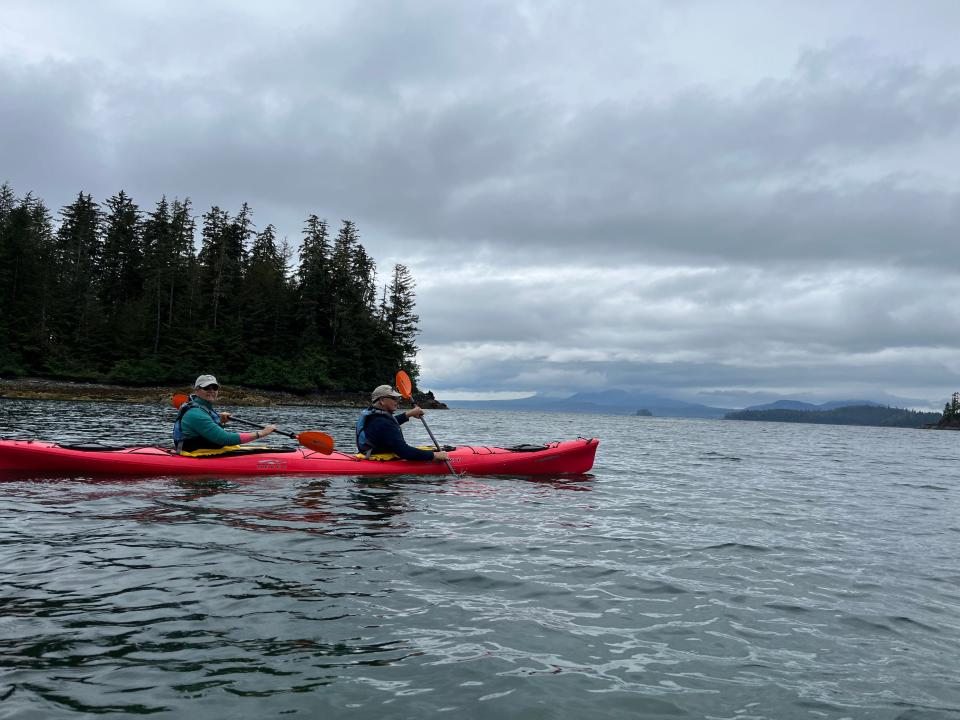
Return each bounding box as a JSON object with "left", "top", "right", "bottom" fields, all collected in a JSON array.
[
  {"left": 171, "top": 394, "right": 334, "bottom": 454},
  {"left": 394, "top": 370, "right": 457, "bottom": 476}
]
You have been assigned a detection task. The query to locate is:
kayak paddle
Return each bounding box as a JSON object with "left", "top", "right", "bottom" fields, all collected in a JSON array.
[
  {"left": 394, "top": 370, "right": 457, "bottom": 476},
  {"left": 171, "top": 394, "right": 335, "bottom": 454}
]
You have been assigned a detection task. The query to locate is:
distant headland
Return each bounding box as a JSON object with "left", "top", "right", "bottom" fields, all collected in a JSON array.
[
  {"left": 936, "top": 392, "right": 960, "bottom": 430},
  {"left": 725, "top": 404, "right": 941, "bottom": 429},
  {"left": 446, "top": 389, "right": 950, "bottom": 428}
]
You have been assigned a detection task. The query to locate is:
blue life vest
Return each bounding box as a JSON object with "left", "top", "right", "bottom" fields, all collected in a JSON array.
[
  {"left": 355, "top": 407, "right": 399, "bottom": 454},
  {"left": 173, "top": 398, "right": 225, "bottom": 452}
]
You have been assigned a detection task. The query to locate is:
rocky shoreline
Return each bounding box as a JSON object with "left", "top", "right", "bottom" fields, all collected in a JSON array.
[{"left": 0, "top": 377, "right": 447, "bottom": 409}]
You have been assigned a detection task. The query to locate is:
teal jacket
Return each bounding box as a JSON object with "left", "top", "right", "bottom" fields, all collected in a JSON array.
[{"left": 176, "top": 395, "right": 242, "bottom": 450}]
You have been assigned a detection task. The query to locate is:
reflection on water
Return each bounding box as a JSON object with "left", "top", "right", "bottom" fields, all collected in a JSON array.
[{"left": 1, "top": 399, "right": 960, "bottom": 718}]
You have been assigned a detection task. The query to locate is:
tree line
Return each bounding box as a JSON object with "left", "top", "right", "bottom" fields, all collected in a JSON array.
[
  {"left": 0, "top": 182, "right": 421, "bottom": 393},
  {"left": 940, "top": 392, "right": 960, "bottom": 428},
  {"left": 725, "top": 404, "right": 942, "bottom": 428}
]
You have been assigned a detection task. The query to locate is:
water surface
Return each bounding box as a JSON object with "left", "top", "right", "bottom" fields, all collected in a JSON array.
[{"left": 1, "top": 399, "right": 959, "bottom": 719}]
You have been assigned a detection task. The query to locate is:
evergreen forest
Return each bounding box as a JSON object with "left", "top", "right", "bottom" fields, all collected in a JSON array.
[
  {"left": 724, "top": 405, "right": 942, "bottom": 428},
  {"left": 0, "top": 183, "right": 421, "bottom": 393},
  {"left": 940, "top": 392, "right": 960, "bottom": 428}
]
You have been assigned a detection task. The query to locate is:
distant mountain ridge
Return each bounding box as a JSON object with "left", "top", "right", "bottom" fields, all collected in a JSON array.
[
  {"left": 743, "top": 399, "right": 882, "bottom": 412},
  {"left": 445, "top": 389, "right": 730, "bottom": 417},
  {"left": 445, "top": 391, "right": 903, "bottom": 419}
]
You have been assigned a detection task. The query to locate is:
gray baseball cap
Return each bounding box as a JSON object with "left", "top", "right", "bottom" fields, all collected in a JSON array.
[{"left": 371, "top": 384, "right": 402, "bottom": 401}]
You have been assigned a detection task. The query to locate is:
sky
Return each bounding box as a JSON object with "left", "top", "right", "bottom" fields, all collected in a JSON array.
[{"left": 2, "top": 1, "right": 959, "bottom": 408}]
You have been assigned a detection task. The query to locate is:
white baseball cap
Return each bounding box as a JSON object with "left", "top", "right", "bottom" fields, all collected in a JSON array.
[{"left": 194, "top": 374, "right": 219, "bottom": 389}]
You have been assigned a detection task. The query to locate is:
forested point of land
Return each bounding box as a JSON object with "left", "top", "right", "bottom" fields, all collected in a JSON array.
[
  {"left": 0, "top": 182, "right": 422, "bottom": 395},
  {"left": 724, "top": 405, "right": 942, "bottom": 428},
  {"left": 938, "top": 392, "right": 960, "bottom": 429}
]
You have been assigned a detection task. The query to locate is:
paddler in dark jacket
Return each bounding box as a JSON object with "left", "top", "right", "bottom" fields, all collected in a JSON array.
[
  {"left": 173, "top": 374, "right": 277, "bottom": 453},
  {"left": 356, "top": 384, "right": 450, "bottom": 462}
]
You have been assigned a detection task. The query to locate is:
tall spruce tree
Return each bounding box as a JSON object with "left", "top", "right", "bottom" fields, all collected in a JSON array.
[
  {"left": 197, "top": 206, "right": 242, "bottom": 330},
  {"left": 96, "top": 192, "right": 146, "bottom": 368},
  {"left": 53, "top": 192, "right": 103, "bottom": 363},
  {"left": 169, "top": 199, "right": 198, "bottom": 331},
  {"left": 242, "top": 224, "right": 286, "bottom": 353},
  {"left": 328, "top": 219, "right": 360, "bottom": 352},
  {"left": 0, "top": 193, "right": 56, "bottom": 371},
  {"left": 142, "top": 197, "right": 197, "bottom": 356},
  {"left": 142, "top": 196, "right": 173, "bottom": 353},
  {"left": 296, "top": 215, "right": 331, "bottom": 344},
  {"left": 383, "top": 263, "right": 420, "bottom": 372},
  {"left": 325, "top": 220, "right": 403, "bottom": 387},
  {"left": 0, "top": 183, "right": 18, "bottom": 369},
  {"left": 99, "top": 191, "right": 143, "bottom": 309},
  {"left": 195, "top": 204, "right": 253, "bottom": 371}
]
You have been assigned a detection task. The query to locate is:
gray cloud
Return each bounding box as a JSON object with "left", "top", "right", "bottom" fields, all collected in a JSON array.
[{"left": 2, "top": 0, "right": 959, "bottom": 405}]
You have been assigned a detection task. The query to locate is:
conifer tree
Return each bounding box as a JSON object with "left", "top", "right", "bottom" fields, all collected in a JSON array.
[
  {"left": 296, "top": 215, "right": 331, "bottom": 343},
  {"left": 946, "top": 392, "right": 960, "bottom": 422},
  {"left": 0, "top": 183, "right": 19, "bottom": 359},
  {"left": 0, "top": 183, "right": 15, "bottom": 239},
  {"left": 169, "top": 199, "right": 198, "bottom": 330},
  {"left": 0, "top": 193, "right": 56, "bottom": 370},
  {"left": 142, "top": 196, "right": 196, "bottom": 358},
  {"left": 242, "top": 223, "right": 286, "bottom": 352},
  {"left": 53, "top": 192, "right": 103, "bottom": 354},
  {"left": 328, "top": 219, "right": 360, "bottom": 351},
  {"left": 142, "top": 196, "right": 173, "bottom": 353},
  {"left": 383, "top": 263, "right": 420, "bottom": 369},
  {"left": 27, "top": 197, "right": 58, "bottom": 361},
  {"left": 99, "top": 191, "right": 143, "bottom": 309},
  {"left": 326, "top": 220, "right": 387, "bottom": 387},
  {"left": 197, "top": 206, "right": 238, "bottom": 331}
]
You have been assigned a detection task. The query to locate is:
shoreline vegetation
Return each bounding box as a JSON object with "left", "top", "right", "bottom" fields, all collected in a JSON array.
[
  {"left": 0, "top": 183, "right": 425, "bottom": 399},
  {"left": 936, "top": 392, "right": 960, "bottom": 430},
  {"left": 0, "top": 377, "right": 447, "bottom": 409}
]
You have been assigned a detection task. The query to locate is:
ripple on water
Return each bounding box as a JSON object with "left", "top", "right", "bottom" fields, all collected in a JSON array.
[{"left": 2, "top": 404, "right": 960, "bottom": 718}]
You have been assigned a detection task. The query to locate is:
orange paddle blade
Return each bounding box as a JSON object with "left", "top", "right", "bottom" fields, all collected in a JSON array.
[
  {"left": 172, "top": 393, "right": 190, "bottom": 408},
  {"left": 296, "top": 431, "right": 335, "bottom": 454},
  {"left": 395, "top": 370, "right": 413, "bottom": 399}
]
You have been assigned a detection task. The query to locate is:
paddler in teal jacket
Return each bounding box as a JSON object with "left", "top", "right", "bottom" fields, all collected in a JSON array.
[{"left": 173, "top": 374, "right": 277, "bottom": 453}]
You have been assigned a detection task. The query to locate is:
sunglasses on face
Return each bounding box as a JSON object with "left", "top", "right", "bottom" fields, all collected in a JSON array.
[{"left": 200, "top": 384, "right": 220, "bottom": 391}]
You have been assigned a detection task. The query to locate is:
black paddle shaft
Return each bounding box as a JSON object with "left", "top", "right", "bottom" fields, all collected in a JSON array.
[
  {"left": 226, "top": 415, "right": 296, "bottom": 440},
  {"left": 411, "top": 404, "right": 458, "bottom": 476}
]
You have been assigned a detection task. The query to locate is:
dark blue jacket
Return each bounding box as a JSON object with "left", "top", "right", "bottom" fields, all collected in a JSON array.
[{"left": 356, "top": 407, "right": 435, "bottom": 461}]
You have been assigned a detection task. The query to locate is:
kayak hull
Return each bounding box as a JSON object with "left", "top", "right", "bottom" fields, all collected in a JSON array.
[{"left": 0, "top": 438, "right": 599, "bottom": 477}]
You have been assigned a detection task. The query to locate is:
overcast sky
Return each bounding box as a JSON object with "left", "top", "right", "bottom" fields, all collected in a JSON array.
[{"left": 3, "top": 1, "right": 959, "bottom": 408}]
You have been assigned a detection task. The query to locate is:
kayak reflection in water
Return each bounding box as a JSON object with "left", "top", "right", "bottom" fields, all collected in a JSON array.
[
  {"left": 173, "top": 374, "right": 277, "bottom": 453},
  {"left": 355, "top": 384, "right": 450, "bottom": 462}
]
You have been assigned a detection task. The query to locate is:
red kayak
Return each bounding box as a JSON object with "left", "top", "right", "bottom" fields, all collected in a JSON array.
[{"left": 0, "top": 438, "right": 599, "bottom": 477}]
